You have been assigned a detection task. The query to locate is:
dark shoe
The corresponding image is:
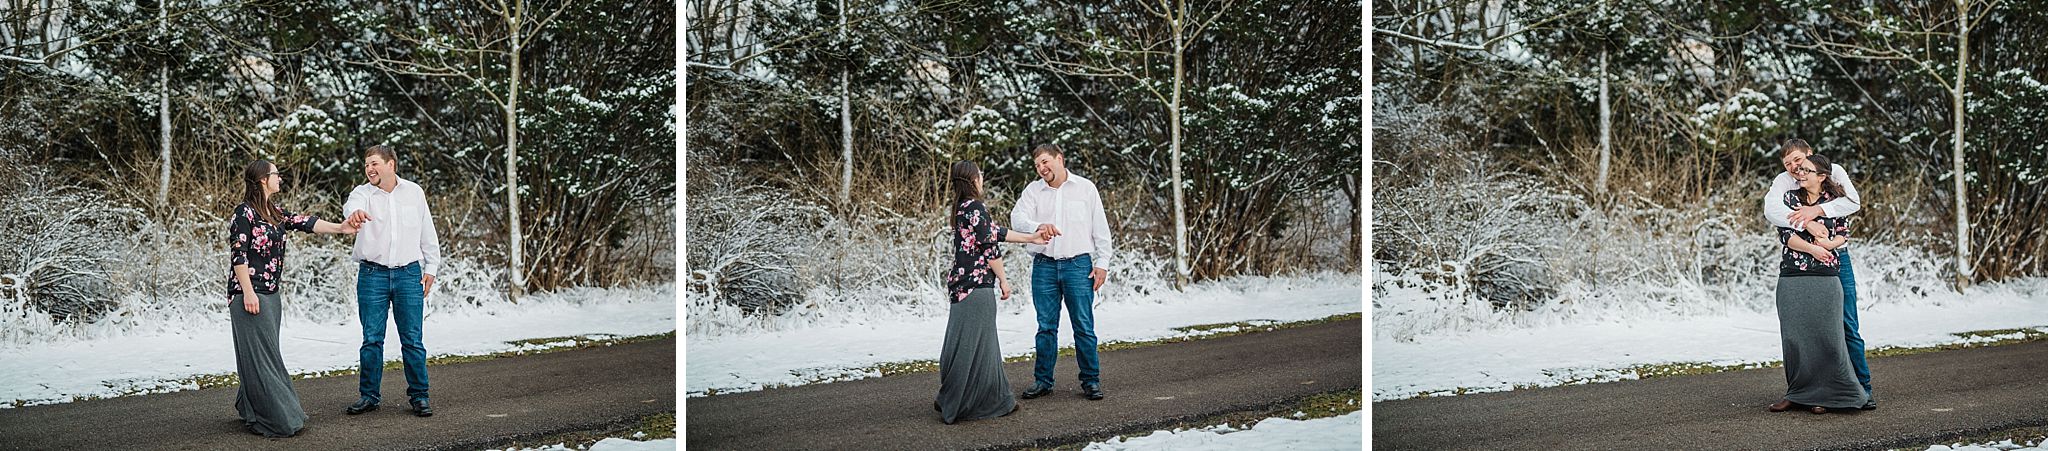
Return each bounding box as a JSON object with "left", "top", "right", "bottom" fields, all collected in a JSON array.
[
  {"left": 933, "top": 401, "right": 941, "bottom": 412},
  {"left": 1808, "top": 406, "right": 1828, "bottom": 414},
  {"left": 346, "top": 398, "right": 379, "bottom": 415},
  {"left": 1001, "top": 403, "right": 1019, "bottom": 417},
  {"left": 1860, "top": 400, "right": 1877, "bottom": 411},
  {"left": 1082, "top": 384, "right": 1105, "bottom": 400},
  {"left": 409, "top": 399, "right": 433, "bottom": 417},
  {"left": 1021, "top": 385, "right": 1052, "bottom": 399}
]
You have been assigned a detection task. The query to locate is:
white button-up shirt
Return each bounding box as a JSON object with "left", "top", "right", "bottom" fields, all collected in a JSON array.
[
  {"left": 1762, "top": 163, "right": 1862, "bottom": 230},
  {"left": 342, "top": 177, "right": 443, "bottom": 275},
  {"left": 1010, "top": 173, "right": 1114, "bottom": 270}
]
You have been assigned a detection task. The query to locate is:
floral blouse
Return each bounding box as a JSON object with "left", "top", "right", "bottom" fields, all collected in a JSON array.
[
  {"left": 947, "top": 199, "right": 1008, "bottom": 303},
  {"left": 1777, "top": 190, "right": 1851, "bottom": 277},
  {"left": 228, "top": 203, "right": 319, "bottom": 299}
]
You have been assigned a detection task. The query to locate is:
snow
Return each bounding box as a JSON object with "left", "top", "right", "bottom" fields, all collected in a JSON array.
[
  {"left": 1373, "top": 278, "right": 2048, "bottom": 401},
  {"left": 1925, "top": 438, "right": 2048, "bottom": 451},
  {"left": 493, "top": 437, "right": 677, "bottom": 451},
  {"left": 686, "top": 273, "right": 1362, "bottom": 396},
  {"left": 1, "top": 285, "right": 676, "bottom": 408},
  {"left": 1081, "top": 411, "right": 1362, "bottom": 450}
]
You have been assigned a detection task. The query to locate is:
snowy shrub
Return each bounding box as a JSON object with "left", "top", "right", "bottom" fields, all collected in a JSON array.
[
  {"left": 1373, "top": 166, "right": 1581, "bottom": 313},
  {"left": 1690, "top": 87, "right": 1788, "bottom": 157},
  {"left": 685, "top": 179, "right": 827, "bottom": 317},
  {"left": 0, "top": 160, "right": 137, "bottom": 338}
]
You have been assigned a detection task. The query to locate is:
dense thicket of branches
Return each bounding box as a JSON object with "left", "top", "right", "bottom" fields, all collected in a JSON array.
[
  {"left": 1375, "top": 1, "right": 2048, "bottom": 283},
  {"left": 687, "top": 0, "right": 1360, "bottom": 301},
  {"left": 2, "top": 0, "right": 675, "bottom": 297}
]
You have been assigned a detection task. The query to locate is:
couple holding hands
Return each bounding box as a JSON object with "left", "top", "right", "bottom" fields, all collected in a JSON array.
[
  {"left": 937, "top": 144, "right": 1115, "bottom": 424},
  {"left": 227, "top": 145, "right": 442, "bottom": 437}
]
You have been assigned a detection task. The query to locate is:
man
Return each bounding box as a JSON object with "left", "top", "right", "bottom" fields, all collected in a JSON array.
[
  {"left": 1762, "top": 138, "right": 1874, "bottom": 410},
  {"left": 1010, "top": 144, "right": 1114, "bottom": 401},
  {"left": 341, "top": 145, "right": 443, "bottom": 417}
]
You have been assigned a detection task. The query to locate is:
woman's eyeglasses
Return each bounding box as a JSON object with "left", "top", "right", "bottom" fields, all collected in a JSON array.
[{"left": 1793, "top": 168, "right": 1824, "bottom": 176}]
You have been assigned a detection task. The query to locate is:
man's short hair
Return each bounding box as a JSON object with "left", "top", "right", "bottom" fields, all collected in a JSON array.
[
  {"left": 1030, "top": 143, "right": 1063, "bottom": 160},
  {"left": 365, "top": 145, "right": 397, "bottom": 163},
  {"left": 1780, "top": 139, "right": 1813, "bottom": 156}
]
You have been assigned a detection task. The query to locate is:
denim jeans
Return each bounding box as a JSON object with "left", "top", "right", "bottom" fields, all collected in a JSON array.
[
  {"left": 1838, "top": 249, "right": 1871, "bottom": 397},
  {"left": 1031, "top": 253, "right": 1100, "bottom": 389},
  {"left": 358, "top": 261, "right": 429, "bottom": 404}
]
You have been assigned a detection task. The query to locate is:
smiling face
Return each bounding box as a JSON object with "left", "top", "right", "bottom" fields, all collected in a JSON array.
[
  {"left": 364, "top": 153, "right": 393, "bottom": 187},
  {"left": 1781, "top": 148, "right": 1810, "bottom": 176},
  {"left": 1033, "top": 152, "right": 1065, "bottom": 184},
  {"left": 1795, "top": 159, "right": 1824, "bottom": 191}
]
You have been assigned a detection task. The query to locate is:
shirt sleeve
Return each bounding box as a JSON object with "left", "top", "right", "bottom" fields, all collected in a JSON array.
[
  {"left": 1763, "top": 172, "right": 1797, "bottom": 229},
  {"left": 281, "top": 208, "right": 319, "bottom": 233},
  {"left": 971, "top": 201, "right": 1007, "bottom": 246},
  {"left": 1820, "top": 164, "right": 1862, "bottom": 218},
  {"left": 1010, "top": 188, "right": 1040, "bottom": 236},
  {"left": 229, "top": 207, "right": 253, "bottom": 268},
  {"left": 419, "top": 192, "right": 444, "bottom": 276},
  {"left": 1088, "top": 185, "right": 1114, "bottom": 270}
]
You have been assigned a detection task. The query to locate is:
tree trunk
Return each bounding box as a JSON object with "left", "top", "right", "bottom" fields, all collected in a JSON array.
[
  {"left": 506, "top": 7, "right": 527, "bottom": 302},
  {"left": 838, "top": 0, "right": 852, "bottom": 208},
  {"left": 1170, "top": 9, "right": 1189, "bottom": 290},
  {"left": 156, "top": 0, "right": 170, "bottom": 210},
  {"left": 1952, "top": 0, "right": 1973, "bottom": 291},
  {"left": 1595, "top": 0, "right": 1610, "bottom": 195}
]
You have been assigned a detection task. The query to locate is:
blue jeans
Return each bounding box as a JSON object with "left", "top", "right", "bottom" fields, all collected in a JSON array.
[
  {"left": 1839, "top": 249, "right": 1871, "bottom": 397},
  {"left": 358, "top": 261, "right": 429, "bottom": 404},
  {"left": 1031, "top": 253, "right": 1100, "bottom": 389}
]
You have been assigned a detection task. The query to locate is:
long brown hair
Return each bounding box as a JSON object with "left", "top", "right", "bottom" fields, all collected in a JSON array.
[
  {"left": 949, "top": 160, "right": 982, "bottom": 204},
  {"left": 242, "top": 160, "right": 284, "bottom": 225},
  {"left": 1799, "top": 154, "right": 1847, "bottom": 205}
]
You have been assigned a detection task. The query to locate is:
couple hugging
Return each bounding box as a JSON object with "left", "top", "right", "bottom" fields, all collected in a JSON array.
[
  {"left": 1765, "top": 138, "right": 1877, "bottom": 415},
  {"left": 936, "top": 144, "right": 1115, "bottom": 424},
  {"left": 228, "top": 145, "right": 442, "bottom": 437}
]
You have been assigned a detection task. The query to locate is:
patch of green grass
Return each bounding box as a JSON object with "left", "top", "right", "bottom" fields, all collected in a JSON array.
[
  {"left": 8, "top": 332, "right": 675, "bottom": 407},
  {"left": 1023, "top": 389, "right": 1363, "bottom": 451},
  {"left": 493, "top": 411, "right": 676, "bottom": 450}
]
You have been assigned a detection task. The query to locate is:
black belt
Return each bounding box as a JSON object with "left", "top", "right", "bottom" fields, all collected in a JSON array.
[
  {"left": 361, "top": 260, "right": 418, "bottom": 270},
  {"left": 1036, "top": 253, "right": 1090, "bottom": 262}
]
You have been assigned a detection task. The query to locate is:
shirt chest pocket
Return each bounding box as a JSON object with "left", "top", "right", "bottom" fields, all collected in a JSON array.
[
  {"left": 1061, "top": 200, "right": 1088, "bottom": 224},
  {"left": 396, "top": 204, "right": 420, "bottom": 230}
]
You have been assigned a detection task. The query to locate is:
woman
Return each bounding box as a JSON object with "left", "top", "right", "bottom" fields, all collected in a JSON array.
[
  {"left": 228, "top": 160, "right": 357, "bottom": 437},
  {"left": 1767, "top": 153, "right": 1868, "bottom": 414},
  {"left": 936, "top": 160, "right": 1048, "bottom": 424}
]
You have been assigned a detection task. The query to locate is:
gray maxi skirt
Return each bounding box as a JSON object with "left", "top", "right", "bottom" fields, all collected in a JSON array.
[
  {"left": 233, "top": 291, "right": 308, "bottom": 437},
  {"left": 936, "top": 288, "right": 1017, "bottom": 424},
  {"left": 1775, "top": 276, "right": 1869, "bottom": 409}
]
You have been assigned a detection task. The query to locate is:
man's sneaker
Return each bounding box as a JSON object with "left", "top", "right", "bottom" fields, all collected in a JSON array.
[
  {"left": 346, "top": 398, "right": 379, "bottom": 415},
  {"left": 409, "top": 399, "right": 434, "bottom": 417},
  {"left": 1081, "top": 384, "right": 1106, "bottom": 400},
  {"left": 1020, "top": 385, "right": 1053, "bottom": 399}
]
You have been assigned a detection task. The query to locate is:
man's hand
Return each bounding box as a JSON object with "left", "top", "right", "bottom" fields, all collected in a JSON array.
[
  {"left": 243, "top": 292, "right": 260, "bottom": 315},
  {"left": 422, "top": 274, "right": 436, "bottom": 298},
  {"left": 345, "top": 210, "right": 373, "bottom": 229},
  {"left": 1036, "top": 224, "right": 1061, "bottom": 240},
  {"left": 1090, "top": 267, "right": 1107, "bottom": 291},
  {"left": 1789, "top": 205, "right": 1825, "bottom": 226}
]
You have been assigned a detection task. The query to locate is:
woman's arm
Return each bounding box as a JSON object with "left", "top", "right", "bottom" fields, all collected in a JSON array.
[
  {"left": 992, "top": 257, "right": 1011, "bottom": 300},
  {"left": 233, "top": 264, "right": 259, "bottom": 315},
  {"left": 1785, "top": 233, "right": 1837, "bottom": 263},
  {"left": 1800, "top": 219, "right": 1848, "bottom": 250},
  {"left": 311, "top": 219, "right": 358, "bottom": 234},
  {"left": 1003, "top": 229, "right": 1049, "bottom": 245}
]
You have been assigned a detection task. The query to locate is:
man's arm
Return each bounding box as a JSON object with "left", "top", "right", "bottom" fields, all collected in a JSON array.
[
  {"left": 1009, "top": 187, "right": 1041, "bottom": 233},
  {"left": 1088, "top": 186, "right": 1113, "bottom": 271},
  {"left": 419, "top": 192, "right": 443, "bottom": 277},
  {"left": 341, "top": 188, "right": 371, "bottom": 227},
  {"left": 1821, "top": 164, "right": 1863, "bottom": 218},
  {"left": 1762, "top": 172, "right": 1798, "bottom": 229}
]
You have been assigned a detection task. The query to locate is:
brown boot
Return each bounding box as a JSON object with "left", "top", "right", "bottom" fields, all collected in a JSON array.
[
  {"left": 1808, "top": 406, "right": 1828, "bottom": 414},
  {"left": 1768, "top": 399, "right": 1794, "bottom": 412}
]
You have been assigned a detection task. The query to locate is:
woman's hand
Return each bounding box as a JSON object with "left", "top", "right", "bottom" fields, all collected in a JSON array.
[
  {"left": 1804, "top": 247, "right": 1838, "bottom": 265},
  {"left": 242, "top": 292, "right": 260, "bottom": 315},
  {"left": 998, "top": 279, "right": 1012, "bottom": 300}
]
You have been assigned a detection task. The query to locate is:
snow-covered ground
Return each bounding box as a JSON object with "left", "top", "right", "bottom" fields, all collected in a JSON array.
[
  {"left": 1925, "top": 437, "right": 2048, "bottom": 451},
  {"left": 1373, "top": 276, "right": 2048, "bottom": 401},
  {"left": 1081, "top": 411, "right": 1363, "bottom": 450},
  {"left": 493, "top": 435, "right": 676, "bottom": 451},
  {"left": 1, "top": 285, "right": 676, "bottom": 408},
  {"left": 685, "top": 273, "right": 1363, "bottom": 397}
]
